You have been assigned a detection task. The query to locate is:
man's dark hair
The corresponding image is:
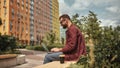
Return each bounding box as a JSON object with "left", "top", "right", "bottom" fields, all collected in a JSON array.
[{"left": 59, "top": 14, "right": 71, "bottom": 20}]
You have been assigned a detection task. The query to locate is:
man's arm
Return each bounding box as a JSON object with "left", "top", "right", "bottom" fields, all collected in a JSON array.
[{"left": 51, "top": 48, "right": 62, "bottom": 52}]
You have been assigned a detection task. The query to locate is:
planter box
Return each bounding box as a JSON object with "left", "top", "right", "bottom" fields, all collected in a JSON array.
[
  {"left": 0, "top": 54, "right": 17, "bottom": 59},
  {"left": 17, "top": 54, "right": 26, "bottom": 65},
  {"left": 0, "top": 54, "right": 26, "bottom": 68}
]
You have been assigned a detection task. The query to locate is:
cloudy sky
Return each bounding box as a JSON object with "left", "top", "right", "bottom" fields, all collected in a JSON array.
[{"left": 58, "top": 0, "right": 120, "bottom": 27}]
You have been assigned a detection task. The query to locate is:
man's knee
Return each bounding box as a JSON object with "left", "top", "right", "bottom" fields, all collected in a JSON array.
[{"left": 45, "top": 54, "right": 51, "bottom": 59}]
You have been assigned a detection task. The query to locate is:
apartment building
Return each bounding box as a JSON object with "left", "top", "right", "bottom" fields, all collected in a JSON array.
[
  {"left": 34, "top": 0, "right": 52, "bottom": 44},
  {"left": 0, "top": 0, "right": 30, "bottom": 45},
  {"left": 0, "top": 0, "right": 59, "bottom": 45},
  {"left": 52, "top": 0, "right": 60, "bottom": 41}
]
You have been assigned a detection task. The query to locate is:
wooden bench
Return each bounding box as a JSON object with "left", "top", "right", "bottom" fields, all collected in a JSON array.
[{"left": 33, "top": 61, "right": 76, "bottom": 68}]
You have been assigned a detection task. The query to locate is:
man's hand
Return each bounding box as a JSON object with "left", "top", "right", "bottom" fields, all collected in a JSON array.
[{"left": 51, "top": 48, "right": 62, "bottom": 52}]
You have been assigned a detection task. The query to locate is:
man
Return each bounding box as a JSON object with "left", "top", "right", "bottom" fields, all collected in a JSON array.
[{"left": 43, "top": 14, "right": 86, "bottom": 64}]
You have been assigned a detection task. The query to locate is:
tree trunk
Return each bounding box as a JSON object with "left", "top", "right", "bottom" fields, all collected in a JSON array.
[{"left": 89, "top": 39, "right": 95, "bottom": 68}]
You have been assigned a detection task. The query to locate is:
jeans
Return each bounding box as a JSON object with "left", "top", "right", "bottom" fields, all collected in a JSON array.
[{"left": 43, "top": 52, "right": 63, "bottom": 64}]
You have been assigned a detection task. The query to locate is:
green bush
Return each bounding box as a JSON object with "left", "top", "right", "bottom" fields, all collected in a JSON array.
[
  {"left": 0, "top": 34, "right": 17, "bottom": 54},
  {"left": 0, "top": 50, "right": 21, "bottom": 54},
  {"left": 16, "top": 45, "right": 27, "bottom": 49},
  {"left": 68, "top": 12, "right": 120, "bottom": 68},
  {"left": 26, "top": 43, "right": 63, "bottom": 51},
  {"left": 26, "top": 46, "right": 34, "bottom": 50},
  {"left": 26, "top": 45, "right": 45, "bottom": 51},
  {"left": 33, "top": 45, "right": 44, "bottom": 51}
]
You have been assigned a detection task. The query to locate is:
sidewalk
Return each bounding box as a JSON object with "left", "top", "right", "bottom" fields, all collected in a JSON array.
[{"left": 12, "top": 49, "right": 47, "bottom": 68}]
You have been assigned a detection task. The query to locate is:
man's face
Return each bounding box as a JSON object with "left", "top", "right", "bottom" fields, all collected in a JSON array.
[{"left": 60, "top": 18, "right": 68, "bottom": 29}]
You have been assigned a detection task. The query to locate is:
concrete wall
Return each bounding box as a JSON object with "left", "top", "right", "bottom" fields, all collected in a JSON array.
[{"left": 0, "top": 55, "right": 26, "bottom": 68}]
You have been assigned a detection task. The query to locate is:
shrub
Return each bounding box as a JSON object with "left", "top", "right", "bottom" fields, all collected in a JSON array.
[
  {"left": 26, "top": 45, "right": 45, "bottom": 51},
  {"left": 33, "top": 45, "right": 44, "bottom": 51},
  {"left": 26, "top": 46, "right": 34, "bottom": 50},
  {"left": 0, "top": 35, "right": 16, "bottom": 54},
  {"left": 69, "top": 12, "right": 120, "bottom": 68},
  {"left": 0, "top": 35, "right": 17, "bottom": 54},
  {"left": 26, "top": 43, "right": 63, "bottom": 51},
  {"left": 16, "top": 44, "right": 27, "bottom": 49}
]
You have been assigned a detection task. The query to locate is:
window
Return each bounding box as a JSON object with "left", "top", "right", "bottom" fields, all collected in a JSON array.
[
  {"left": 21, "top": 23, "right": 24, "bottom": 32},
  {"left": 26, "top": 3, "right": 28, "bottom": 10},
  {"left": 11, "top": 8, "right": 14, "bottom": 18},
  {"left": 26, "top": 0, "right": 28, "bottom": 3},
  {"left": 10, "top": 21, "right": 13, "bottom": 32},
  {"left": 4, "top": 8, "right": 7, "bottom": 17},
  {"left": 4, "top": 0, "right": 6, "bottom": 6},
  {"left": 21, "top": 0, "right": 24, "bottom": 10},
  {"left": 21, "top": 15, "right": 23, "bottom": 19},
  {"left": 17, "top": 21, "right": 20, "bottom": 31},
  {"left": 0, "top": 8, "right": 1, "bottom": 13},
  {"left": 17, "top": 2, "right": 20, "bottom": 8},
  {"left": 10, "top": 0, "right": 13, "bottom": 5},
  {"left": 21, "top": 6, "right": 24, "bottom": 10},
  {"left": 3, "top": 20, "right": 6, "bottom": 31}
]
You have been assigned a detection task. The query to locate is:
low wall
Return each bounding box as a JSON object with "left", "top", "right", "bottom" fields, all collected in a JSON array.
[{"left": 0, "top": 54, "right": 26, "bottom": 68}]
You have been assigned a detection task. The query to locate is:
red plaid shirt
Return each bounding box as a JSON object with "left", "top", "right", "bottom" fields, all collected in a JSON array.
[{"left": 60, "top": 24, "right": 86, "bottom": 61}]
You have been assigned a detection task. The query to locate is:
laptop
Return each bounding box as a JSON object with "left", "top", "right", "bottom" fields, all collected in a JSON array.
[{"left": 41, "top": 43, "right": 56, "bottom": 54}]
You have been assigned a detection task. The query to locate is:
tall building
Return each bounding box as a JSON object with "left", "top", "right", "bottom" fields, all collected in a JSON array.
[
  {"left": 0, "top": 0, "right": 9, "bottom": 35},
  {"left": 0, "top": 0, "right": 60, "bottom": 45},
  {"left": 52, "top": 0, "right": 60, "bottom": 41},
  {"left": 34, "top": 0, "right": 52, "bottom": 44},
  {"left": 0, "top": 0, "right": 30, "bottom": 45}
]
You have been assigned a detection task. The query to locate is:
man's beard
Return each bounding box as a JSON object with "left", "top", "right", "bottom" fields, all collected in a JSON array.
[{"left": 62, "top": 25, "right": 67, "bottom": 29}]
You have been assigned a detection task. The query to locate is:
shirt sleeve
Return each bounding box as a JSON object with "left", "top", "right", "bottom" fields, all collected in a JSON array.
[{"left": 60, "top": 28, "right": 77, "bottom": 53}]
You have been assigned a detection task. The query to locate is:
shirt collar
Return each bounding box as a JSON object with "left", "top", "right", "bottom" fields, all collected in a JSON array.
[{"left": 66, "top": 24, "right": 73, "bottom": 32}]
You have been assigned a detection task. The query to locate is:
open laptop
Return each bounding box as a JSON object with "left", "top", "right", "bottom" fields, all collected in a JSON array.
[{"left": 41, "top": 43, "right": 56, "bottom": 54}]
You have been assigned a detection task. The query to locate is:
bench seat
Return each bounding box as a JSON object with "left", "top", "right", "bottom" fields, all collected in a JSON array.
[{"left": 33, "top": 61, "right": 76, "bottom": 68}]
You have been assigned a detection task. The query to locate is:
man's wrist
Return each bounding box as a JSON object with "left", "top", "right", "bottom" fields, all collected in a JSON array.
[{"left": 59, "top": 48, "right": 62, "bottom": 51}]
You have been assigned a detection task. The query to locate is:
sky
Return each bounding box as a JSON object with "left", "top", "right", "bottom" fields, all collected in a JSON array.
[{"left": 58, "top": 0, "right": 120, "bottom": 27}]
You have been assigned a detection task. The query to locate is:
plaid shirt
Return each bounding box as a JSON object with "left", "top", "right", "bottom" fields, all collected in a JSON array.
[{"left": 60, "top": 24, "right": 86, "bottom": 61}]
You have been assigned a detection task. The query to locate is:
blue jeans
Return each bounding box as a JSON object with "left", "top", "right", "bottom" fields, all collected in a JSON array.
[{"left": 43, "top": 52, "right": 63, "bottom": 64}]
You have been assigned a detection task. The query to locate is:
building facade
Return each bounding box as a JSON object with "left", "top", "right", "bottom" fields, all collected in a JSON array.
[
  {"left": 34, "top": 0, "right": 52, "bottom": 44},
  {"left": 0, "top": 0, "right": 59, "bottom": 45},
  {"left": 0, "top": 0, "right": 30, "bottom": 45},
  {"left": 52, "top": 0, "right": 60, "bottom": 41}
]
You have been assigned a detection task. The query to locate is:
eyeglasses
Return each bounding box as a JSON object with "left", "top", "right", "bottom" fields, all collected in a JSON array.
[{"left": 60, "top": 19, "right": 66, "bottom": 24}]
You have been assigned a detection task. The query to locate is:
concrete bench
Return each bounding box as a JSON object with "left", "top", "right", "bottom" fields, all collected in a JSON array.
[
  {"left": 0, "top": 54, "right": 26, "bottom": 68},
  {"left": 33, "top": 61, "right": 76, "bottom": 68},
  {"left": 33, "top": 55, "right": 88, "bottom": 68},
  {"left": 0, "top": 54, "right": 17, "bottom": 59}
]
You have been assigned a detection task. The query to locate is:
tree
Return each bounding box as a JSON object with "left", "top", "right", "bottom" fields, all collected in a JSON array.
[
  {"left": 71, "top": 13, "right": 83, "bottom": 31},
  {"left": 80, "top": 11, "right": 102, "bottom": 67},
  {"left": 43, "top": 31, "right": 56, "bottom": 46},
  {"left": 61, "top": 37, "right": 65, "bottom": 45},
  {"left": 70, "top": 11, "right": 120, "bottom": 68}
]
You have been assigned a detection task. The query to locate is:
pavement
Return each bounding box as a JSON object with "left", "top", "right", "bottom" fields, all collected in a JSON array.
[{"left": 12, "top": 49, "right": 47, "bottom": 68}]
